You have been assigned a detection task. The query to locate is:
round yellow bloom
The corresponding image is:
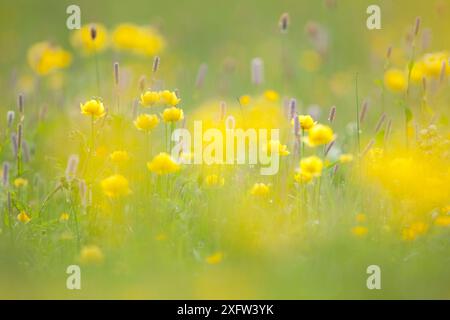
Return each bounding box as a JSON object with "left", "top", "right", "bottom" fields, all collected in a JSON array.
[
  {"left": 17, "top": 211, "right": 31, "bottom": 224},
  {"left": 264, "top": 90, "right": 279, "bottom": 102},
  {"left": 71, "top": 23, "right": 108, "bottom": 54},
  {"left": 147, "top": 152, "right": 180, "bottom": 175},
  {"left": 304, "top": 124, "right": 334, "bottom": 147},
  {"left": 162, "top": 106, "right": 184, "bottom": 123},
  {"left": 205, "top": 252, "right": 223, "bottom": 265},
  {"left": 80, "top": 99, "right": 105, "bottom": 117},
  {"left": 100, "top": 174, "right": 131, "bottom": 198},
  {"left": 112, "top": 23, "right": 165, "bottom": 56},
  {"left": 402, "top": 222, "right": 428, "bottom": 241},
  {"left": 27, "top": 42, "right": 72, "bottom": 76},
  {"left": 266, "top": 140, "right": 290, "bottom": 156},
  {"left": 300, "top": 156, "right": 323, "bottom": 177},
  {"left": 351, "top": 226, "right": 368, "bottom": 237},
  {"left": 59, "top": 212, "right": 70, "bottom": 222},
  {"left": 422, "top": 52, "right": 449, "bottom": 77},
  {"left": 294, "top": 171, "right": 313, "bottom": 184},
  {"left": 134, "top": 114, "right": 159, "bottom": 131},
  {"left": 204, "top": 174, "right": 225, "bottom": 187},
  {"left": 14, "top": 177, "right": 28, "bottom": 188},
  {"left": 80, "top": 245, "right": 104, "bottom": 265},
  {"left": 384, "top": 68, "right": 407, "bottom": 93},
  {"left": 435, "top": 216, "right": 450, "bottom": 227},
  {"left": 339, "top": 153, "right": 354, "bottom": 164},
  {"left": 296, "top": 115, "right": 315, "bottom": 130},
  {"left": 239, "top": 95, "right": 251, "bottom": 106},
  {"left": 140, "top": 91, "right": 160, "bottom": 107},
  {"left": 160, "top": 90, "right": 181, "bottom": 106},
  {"left": 250, "top": 183, "right": 270, "bottom": 197},
  {"left": 110, "top": 150, "right": 130, "bottom": 164}
]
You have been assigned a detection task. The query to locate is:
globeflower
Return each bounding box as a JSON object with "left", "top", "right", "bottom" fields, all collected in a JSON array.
[
  {"left": 293, "top": 115, "right": 315, "bottom": 130},
  {"left": 100, "top": 174, "right": 131, "bottom": 198},
  {"left": 14, "top": 177, "right": 28, "bottom": 188},
  {"left": 134, "top": 114, "right": 159, "bottom": 131},
  {"left": 300, "top": 156, "right": 323, "bottom": 177},
  {"left": 304, "top": 124, "right": 334, "bottom": 147},
  {"left": 205, "top": 252, "right": 223, "bottom": 265},
  {"left": 294, "top": 171, "right": 313, "bottom": 184},
  {"left": 422, "top": 51, "right": 449, "bottom": 77},
  {"left": 147, "top": 152, "right": 180, "bottom": 175},
  {"left": 264, "top": 89, "right": 279, "bottom": 102},
  {"left": 140, "top": 91, "right": 160, "bottom": 107},
  {"left": 112, "top": 23, "right": 165, "bottom": 56},
  {"left": 80, "top": 99, "right": 105, "bottom": 117},
  {"left": 384, "top": 68, "right": 407, "bottom": 92},
  {"left": 339, "top": 153, "right": 354, "bottom": 164},
  {"left": 27, "top": 41, "right": 72, "bottom": 76},
  {"left": 159, "top": 90, "right": 181, "bottom": 106},
  {"left": 110, "top": 150, "right": 130, "bottom": 164},
  {"left": 17, "top": 211, "right": 31, "bottom": 224},
  {"left": 351, "top": 226, "right": 368, "bottom": 237},
  {"left": 250, "top": 182, "right": 270, "bottom": 197},
  {"left": 80, "top": 245, "right": 104, "bottom": 265},
  {"left": 265, "top": 140, "right": 290, "bottom": 156},
  {"left": 162, "top": 106, "right": 184, "bottom": 123},
  {"left": 71, "top": 23, "right": 108, "bottom": 54},
  {"left": 59, "top": 212, "right": 70, "bottom": 222}
]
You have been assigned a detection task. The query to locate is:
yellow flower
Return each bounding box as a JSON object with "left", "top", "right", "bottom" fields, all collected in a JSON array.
[
  {"left": 205, "top": 252, "right": 223, "bottom": 265},
  {"left": 422, "top": 51, "right": 449, "bottom": 77},
  {"left": 204, "top": 174, "right": 225, "bottom": 187},
  {"left": 17, "top": 211, "right": 31, "bottom": 224},
  {"left": 80, "top": 245, "right": 104, "bottom": 265},
  {"left": 300, "top": 49, "right": 322, "bottom": 72},
  {"left": 296, "top": 115, "right": 315, "bottom": 130},
  {"left": 250, "top": 183, "right": 270, "bottom": 197},
  {"left": 162, "top": 106, "right": 184, "bottom": 123},
  {"left": 351, "top": 226, "right": 368, "bottom": 237},
  {"left": 304, "top": 124, "right": 334, "bottom": 147},
  {"left": 264, "top": 90, "right": 279, "bottom": 102},
  {"left": 14, "top": 177, "right": 28, "bottom": 188},
  {"left": 355, "top": 213, "right": 366, "bottom": 223},
  {"left": 435, "top": 216, "right": 450, "bottom": 227},
  {"left": 402, "top": 222, "right": 428, "bottom": 241},
  {"left": 294, "top": 171, "right": 313, "bottom": 184},
  {"left": 134, "top": 114, "right": 159, "bottom": 131},
  {"left": 71, "top": 23, "right": 108, "bottom": 54},
  {"left": 100, "top": 174, "right": 131, "bottom": 198},
  {"left": 80, "top": 99, "right": 105, "bottom": 117},
  {"left": 147, "top": 152, "right": 180, "bottom": 175},
  {"left": 159, "top": 90, "right": 181, "bottom": 106},
  {"left": 140, "top": 91, "right": 160, "bottom": 107},
  {"left": 239, "top": 95, "right": 251, "bottom": 106},
  {"left": 384, "top": 68, "right": 407, "bottom": 92},
  {"left": 339, "top": 153, "right": 354, "bottom": 164},
  {"left": 59, "top": 212, "right": 70, "bottom": 222},
  {"left": 110, "top": 150, "right": 130, "bottom": 164},
  {"left": 27, "top": 42, "right": 72, "bottom": 76},
  {"left": 112, "top": 23, "right": 165, "bottom": 56},
  {"left": 265, "top": 140, "right": 290, "bottom": 156},
  {"left": 300, "top": 156, "right": 323, "bottom": 177}
]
